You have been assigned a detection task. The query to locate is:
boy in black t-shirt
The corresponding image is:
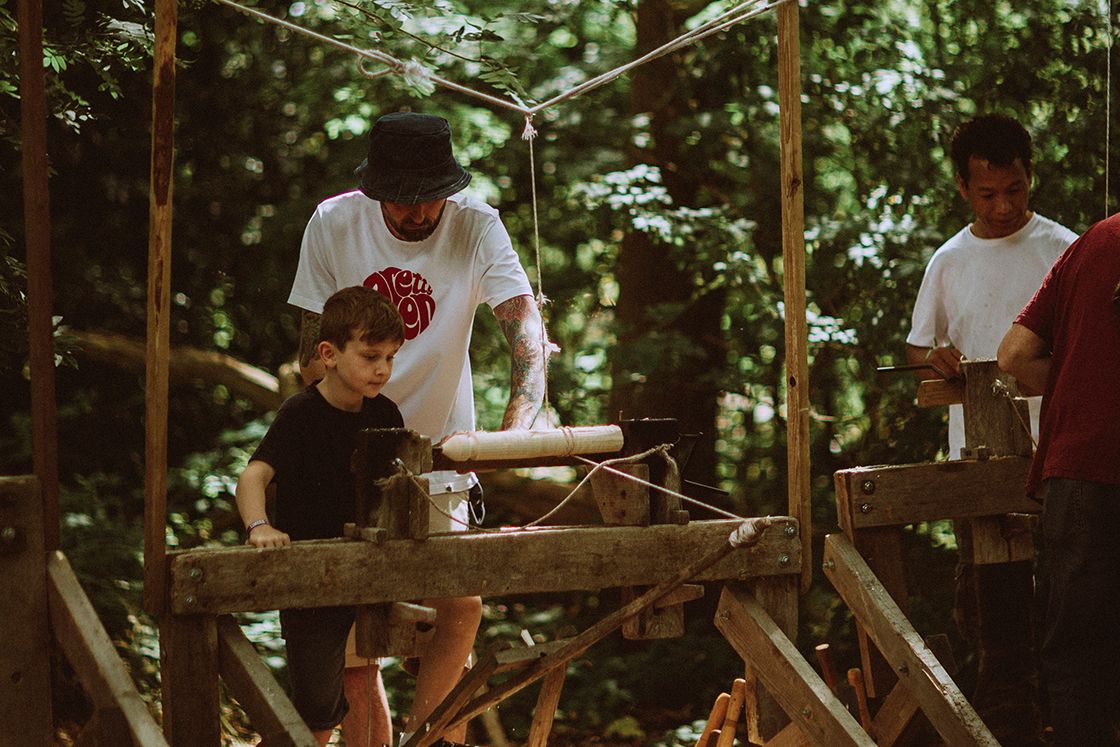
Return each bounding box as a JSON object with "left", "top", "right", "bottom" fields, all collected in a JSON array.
[{"left": 236, "top": 285, "right": 404, "bottom": 746}]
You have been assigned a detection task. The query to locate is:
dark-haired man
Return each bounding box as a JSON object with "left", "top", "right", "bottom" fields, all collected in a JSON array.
[
  {"left": 905, "top": 114, "right": 1076, "bottom": 744},
  {"left": 290, "top": 112, "right": 547, "bottom": 746}
]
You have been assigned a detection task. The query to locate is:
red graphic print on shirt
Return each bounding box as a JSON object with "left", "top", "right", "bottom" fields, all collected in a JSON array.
[{"left": 363, "top": 267, "right": 436, "bottom": 340}]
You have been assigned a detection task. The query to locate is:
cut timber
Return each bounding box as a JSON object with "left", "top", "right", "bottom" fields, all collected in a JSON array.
[
  {"left": 590, "top": 462, "right": 650, "bottom": 526},
  {"left": 216, "top": 616, "right": 316, "bottom": 746},
  {"left": 160, "top": 614, "right": 220, "bottom": 747},
  {"left": 961, "top": 359, "right": 1033, "bottom": 458},
  {"left": 959, "top": 513, "right": 1036, "bottom": 565},
  {"left": 47, "top": 551, "right": 167, "bottom": 746},
  {"left": 714, "top": 678, "right": 746, "bottom": 747},
  {"left": 849, "top": 527, "right": 907, "bottom": 698},
  {"left": 834, "top": 457, "right": 1037, "bottom": 533},
  {"left": 525, "top": 665, "right": 567, "bottom": 747},
  {"left": 744, "top": 575, "right": 798, "bottom": 741},
  {"left": 823, "top": 533, "right": 998, "bottom": 745},
  {"left": 0, "top": 476, "right": 53, "bottom": 745},
  {"left": 715, "top": 584, "right": 873, "bottom": 747},
  {"left": 763, "top": 722, "right": 812, "bottom": 747},
  {"left": 697, "top": 692, "right": 730, "bottom": 747},
  {"left": 916, "top": 379, "right": 964, "bottom": 407},
  {"left": 438, "top": 425, "right": 623, "bottom": 463},
  {"left": 872, "top": 634, "right": 957, "bottom": 747},
  {"left": 355, "top": 602, "right": 437, "bottom": 659},
  {"left": 169, "top": 519, "right": 800, "bottom": 615}
]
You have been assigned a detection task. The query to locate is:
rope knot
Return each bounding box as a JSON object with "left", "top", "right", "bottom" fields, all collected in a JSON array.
[{"left": 521, "top": 116, "right": 538, "bottom": 141}]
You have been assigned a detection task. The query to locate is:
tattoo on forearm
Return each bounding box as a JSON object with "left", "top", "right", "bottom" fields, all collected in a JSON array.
[
  {"left": 298, "top": 311, "right": 322, "bottom": 368},
  {"left": 494, "top": 296, "right": 547, "bottom": 428}
]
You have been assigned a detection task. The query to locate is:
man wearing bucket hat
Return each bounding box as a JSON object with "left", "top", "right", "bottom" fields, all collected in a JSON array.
[{"left": 289, "top": 112, "right": 547, "bottom": 746}]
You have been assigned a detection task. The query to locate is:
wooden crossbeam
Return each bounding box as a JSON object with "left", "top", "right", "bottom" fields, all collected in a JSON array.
[
  {"left": 169, "top": 519, "right": 800, "bottom": 615},
  {"left": 715, "top": 584, "right": 873, "bottom": 747},
  {"left": 216, "top": 616, "right": 316, "bottom": 746},
  {"left": 916, "top": 379, "right": 963, "bottom": 407},
  {"left": 834, "top": 456, "right": 1037, "bottom": 533},
  {"left": 823, "top": 533, "right": 998, "bottom": 745},
  {"left": 47, "top": 551, "right": 168, "bottom": 746}
]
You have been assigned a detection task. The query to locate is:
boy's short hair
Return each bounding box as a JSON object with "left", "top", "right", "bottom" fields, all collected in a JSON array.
[
  {"left": 319, "top": 286, "right": 404, "bottom": 349},
  {"left": 951, "top": 114, "right": 1033, "bottom": 184}
]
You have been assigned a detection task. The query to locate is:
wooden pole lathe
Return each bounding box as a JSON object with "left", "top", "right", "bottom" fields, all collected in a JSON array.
[
  {"left": 144, "top": 0, "right": 177, "bottom": 614},
  {"left": 776, "top": 0, "right": 811, "bottom": 593},
  {"left": 19, "top": 0, "right": 61, "bottom": 552}
]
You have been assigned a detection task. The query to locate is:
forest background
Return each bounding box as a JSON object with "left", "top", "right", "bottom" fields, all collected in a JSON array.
[{"left": 0, "top": 0, "right": 1114, "bottom": 743}]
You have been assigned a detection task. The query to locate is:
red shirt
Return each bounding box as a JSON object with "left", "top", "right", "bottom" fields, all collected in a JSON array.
[{"left": 1016, "top": 214, "right": 1120, "bottom": 496}]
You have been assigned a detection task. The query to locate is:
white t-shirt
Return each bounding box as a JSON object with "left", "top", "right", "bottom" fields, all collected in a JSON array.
[
  {"left": 907, "top": 213, "right": 1076, "bottom": 459},
  {"left": 290, "top": 190, "right": 533, "bottom": 491}
]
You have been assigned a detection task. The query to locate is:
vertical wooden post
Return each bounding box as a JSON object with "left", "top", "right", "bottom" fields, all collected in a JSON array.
[
  {"left": 741, "top": 575, "right": 799, "bottom": 743},
  {"left": 160, "top": 614, "right": 221, "bottom": 746},
  {"left": 19, "top": 0, "right": 60, "bottom": 551},
  {"left": 144, "top": 0, "right": 177, "bottom": 614},
  {"left": 777, "top": 0, "right": 811, "bottom": 593},
  {"left": 0, "top": 476, "right": 53, "bottom": 745}
]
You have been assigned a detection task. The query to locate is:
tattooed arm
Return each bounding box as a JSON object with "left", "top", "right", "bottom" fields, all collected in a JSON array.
[
  {"left": 297, "top": 310, "right": 326, "bottom": 385},
  {"left": 493, "top": 295, "right": 547, "bottom": 430}
]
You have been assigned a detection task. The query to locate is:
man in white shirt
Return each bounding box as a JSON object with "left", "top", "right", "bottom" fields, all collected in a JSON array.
[
  {"left": 291, "top": 112, "right": 547, "bottom": 747},
  {"left": 906, "top": 114, "right": 1075, "bottom": 745}
]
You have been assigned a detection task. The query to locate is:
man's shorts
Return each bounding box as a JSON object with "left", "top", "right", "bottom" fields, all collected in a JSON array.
[
  {"left": 344, "top": 489, "right": 470, "bottom": 668},
  {"left": 281, "top": 605, "right": 356, "bottom": 731}
]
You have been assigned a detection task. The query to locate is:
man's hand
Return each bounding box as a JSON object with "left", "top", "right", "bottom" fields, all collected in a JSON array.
[
  {"left": 247, "top": 524, "right": 291, "bottom": 548},
  {"left": 906, "top": 344, "right": 963, "bottom": 381},
  {"left": 493, "top": 295, "right": 548, "bottom": 430}
]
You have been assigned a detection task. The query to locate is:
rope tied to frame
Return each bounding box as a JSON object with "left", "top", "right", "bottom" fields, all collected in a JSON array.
[{"left": 990, "top": 378, "right": 1038, "bottom": 449}]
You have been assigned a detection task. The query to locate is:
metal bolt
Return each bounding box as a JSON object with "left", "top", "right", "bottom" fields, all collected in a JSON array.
[
  {"left": 822, "top": 559, "right": 836, "bottom": 571},
  {"left": 860, "top": 479, "right": 876, "bottom": 495},
  {"left": 718, "top": 610, "right": 731, "bottom": 622},
  {"left": 898, "top": 663, "right": 909, "bottom": 674},
  {"left": 184, "top": 596, "right": 196, "bottom": 607},
  {"left": 801, "top": 706, "right": 812, "bottom": 718},
  {"left": 0, "top": 526, "right": 15, "bottom": 543},
  {"left": 777, "top": 553, "right": 792, "bottom": 567},
  {"left": 189, "top": 567, "right": 203, "bottom": 580},
  {"left": 860, "top": 502, "right": 873, "bottom": 514},
  {"left": 783, "top": 524, "right": 797, "bottom": 538}
]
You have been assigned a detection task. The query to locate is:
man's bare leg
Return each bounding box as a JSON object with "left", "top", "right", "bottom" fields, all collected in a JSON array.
[
  {"left": 405, "top": 596, "right": 482, "bottom": 744},
  {"left": 343, "top": 663, "right": 393, "bottom": 747}
]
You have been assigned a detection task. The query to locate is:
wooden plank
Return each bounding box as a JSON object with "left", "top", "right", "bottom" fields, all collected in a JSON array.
[
  {"left": 744, "top": 575, "right": 797, "bottom": 742},
  {"left": 169, "top": 519, "right": 800, "bottom": 615},
  {"left": 47, "top": 551, "right": 168, "bottom": 746},
  {"left": 916, "top": 379, "right": 963, "bottom": 408},
  {"left": 404, "top": 653, "right": 499, "bottom": 747},
  {"left": 960, "top": 360, "right": 1032, "bottom": 457},
  {"left": 835, "top": 457, "right": 1037, "bottom": 530},
  {"left": 777, "top": 0, "right": 811, "bottom": 593},
  {"left": 715, "top": 584, "right": 873, "bottom": 747},
  {"left": 216, "top": 616, "right": 316, "bottom": 746},
  {"left": 851, "top": 527, "right": 907, "bottom": 698},
  {"left": 822, "top": 533, "right": 998, "bottom": 746},
  {"left": 872, "top": 634, "right": 958, "bottom": 747},
  {"left": 143, "top": 0, "right": 177, "bottom": 616},
  {"left": 525, "top": 666, "right": 567, "bottom": 747},
  {"left": 959, "top": 513, "right": 1036, "bottom": 565},
  {"left": 160, "top": 614, "right": 220, "bottom": 746},
  {"left": 18, "top": 0, "right": 60, "bottom": 552},
  {"left": 75, "top": 707, "right": 131, "bottom": 747},
  {"left": 763, "top": 721, "right": 812, "bottom": 747},
  {"left": 0, "top": 476, "right": 53, "bottom": 745}
]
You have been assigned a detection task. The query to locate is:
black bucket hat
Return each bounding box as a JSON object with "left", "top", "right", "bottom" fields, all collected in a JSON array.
[{"left": 354, "top": 113, "right": 472, "bottom": 204}]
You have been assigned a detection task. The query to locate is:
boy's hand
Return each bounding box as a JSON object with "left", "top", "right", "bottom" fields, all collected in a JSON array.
[{"left": 247, "top": 524, "right": 291, "bottom": 548}]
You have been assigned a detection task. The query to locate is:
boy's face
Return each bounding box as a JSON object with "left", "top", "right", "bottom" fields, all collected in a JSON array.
[
  {"left": 320, "top": 332, "right": 400, "bottom": 400},
  {"left": 956, "top": 156, "right": 1032, "bottom": 239}
]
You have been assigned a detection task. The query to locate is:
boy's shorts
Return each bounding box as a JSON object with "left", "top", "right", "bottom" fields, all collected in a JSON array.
[
  {"left": 280, "top": 605, "right": 356, "bottom": 731},
  {"left": 344, "top": 489, "right": 470, "bottom": 668}
]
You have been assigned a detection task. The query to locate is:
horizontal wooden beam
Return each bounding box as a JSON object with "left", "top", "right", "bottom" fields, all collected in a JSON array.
[
  {"left": 835, "top": 456, "right": 1037, "bottom": 533},
  {"left": 169, "top": 519, "right": 800, "bottom": 615},
  {"left": 916, "top": 379, "right": 963, "bottom": 407},
  {"left": 216, "top": 616, "right": 316, "bottom": 746},
  {"left": 46, "top": 551, "right": 168, "bottom": 746},
  {"left": 823, "top": 533, "right": 997, "bottom": 746},
  {"left": 715, "top": 584, "right": 874, "bottom": 747}
]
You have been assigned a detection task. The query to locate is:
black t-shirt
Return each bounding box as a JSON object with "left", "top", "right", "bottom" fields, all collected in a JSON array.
[{"left": 251, "top": 384, "right": 404, "bottom": 541}]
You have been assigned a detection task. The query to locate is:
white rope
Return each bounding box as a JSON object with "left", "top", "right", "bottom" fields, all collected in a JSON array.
[{"left": 991, "top": 379, "right": 1038, "bottom": 450}]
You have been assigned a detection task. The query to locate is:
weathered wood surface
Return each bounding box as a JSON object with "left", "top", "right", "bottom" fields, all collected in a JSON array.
[
  {"left": 743, "top": 575, "right": 798, "bottom": 742},
  {"left": 823, "top": 533, "right": 998, "bottom": 746},
  {"left": 916, "top": 378, "right": 964, "bottom": 407},
  {"left": 0, "top": 476, "right": 53, "bottom": 745},
  {"left": 849, "top": 527, "right": 907, "bottom": 698},
  {"left": 169, "top": 519, "right": 800, "bottom": 615},
  {"left": 525, "top": 666, "right": 567, "bottom": 747},
  {"left": 160, "top": 614, "right": 220, "bottom": 747},
  {"left": 216, "top": 616, "right": 315, "bottom": 746},
  {"left": 438, "top": 425, "right": 624, "bottom": 463},
  {"left": 777, "top": 0, "right": 811, "bottom": 594},
  {"left": 835, "top": 456, "right": 1037, "bottom": 532},
  {"left": 871, "top": 634, "right": 957, "bottom": 747},
  {"left": 143, "top": 0, "right": 177, "bottom": 616},
  {"left": 715, "top": 584, "right": 873, "bottom": 747},
  {"left": 958, "top": 513, "right": 1036, "bottom": 565},
  {"left": 961, "top": 359, "right": 1033, "bottom": 458},
  {"left": 47, "top": 551, "right": 168, "bottom": 746}
]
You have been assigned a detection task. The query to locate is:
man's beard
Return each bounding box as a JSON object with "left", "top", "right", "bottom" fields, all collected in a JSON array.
[{"left": 384, "top": 206, "right": 444, "bottom": 241}]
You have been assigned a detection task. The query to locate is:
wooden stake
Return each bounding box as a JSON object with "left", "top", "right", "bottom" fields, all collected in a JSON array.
[
  {"left": 715, "top": 678, "right": 747, "bottom": 747},
  {"left": 777, "top": 0, "right": 811, "bottom": 594},
  {"left": 847, "top": 668, "right": 874, "bottom": 737},
  {"left": 814, "top": 643, "right": 840, "bottom": 694},
  {"left": 697, "top": 692, "right": 730, "bottom": 747},
  {"left": 143, "top": 0, "right": 177, "bottom": 615}
]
